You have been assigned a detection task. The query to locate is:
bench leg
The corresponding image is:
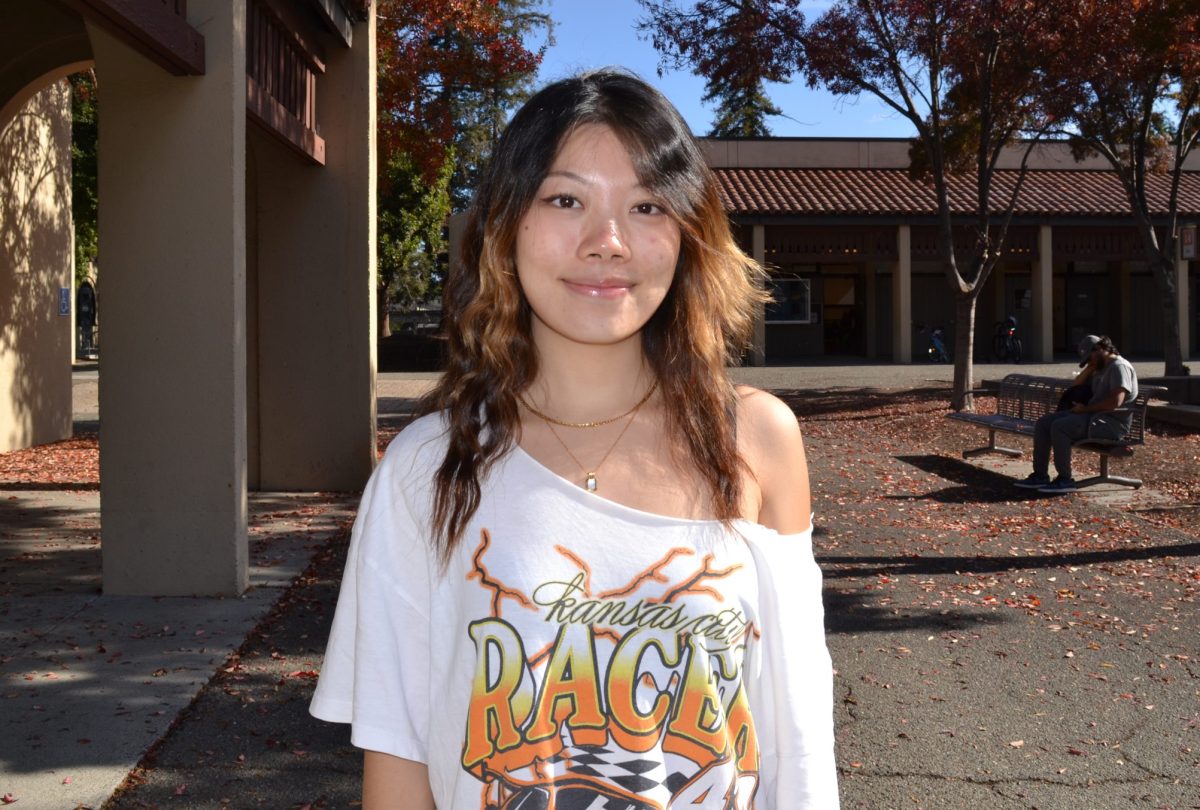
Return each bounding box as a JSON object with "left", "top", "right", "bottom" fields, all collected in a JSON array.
[
  {"left": 963, "top": 430, "right": 1025, "bottom": 459},
  {"left": 1075, "top": 455, "right": 1143, "bottom": 489}
]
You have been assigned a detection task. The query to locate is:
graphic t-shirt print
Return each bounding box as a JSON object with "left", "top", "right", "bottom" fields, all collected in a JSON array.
[{"left": 460, "top": 528, "right": 762, "bottom": 810}]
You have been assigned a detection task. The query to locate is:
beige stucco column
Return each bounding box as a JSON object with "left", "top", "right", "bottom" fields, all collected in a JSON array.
[
  {"left": 0, "top": 82, "right": 74, "bottom": 453},
  {"left": 749, "top": 224, "right": 766, "bottom": 366},
  {"left": 893, "top": 225, "right": 912, "bottom": 363},
  {"left": 1033, "top": 225, "right": 1053, "bottom": 362},
  {"left": 1178, "top": 242, "right": 1191, "bottom": 361},
  {"left": 248, "top": 12, "right": 376, "bottom": 490},
  {"left": 92, "top": 0, "right": 248, "bottom": 596},
  {"left": 864, "top": 265, "right": 878, "bottom": 359}
]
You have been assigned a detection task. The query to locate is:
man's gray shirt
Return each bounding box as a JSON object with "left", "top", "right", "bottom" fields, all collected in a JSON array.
[{"left": 1088, "top": 355, "right": 1138, "bottom": 433}]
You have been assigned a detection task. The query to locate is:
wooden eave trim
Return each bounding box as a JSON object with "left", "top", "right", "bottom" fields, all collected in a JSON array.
[
  {"left": 308, "top": 0, "right": 353, "bottom": 47},
  {"left": 247, "top": 74, "right": 325, "bottom": 165},
  {"left": 61, "top": 0, "right": 204, "bottom": 75},
  {"left": 257, "top": 0, "right": 327, "bottom": 73}
]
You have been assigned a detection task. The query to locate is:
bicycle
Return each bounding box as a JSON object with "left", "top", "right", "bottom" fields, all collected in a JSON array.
[{"left": 992, "top": 316, "right": 1022, "bottom": 363}]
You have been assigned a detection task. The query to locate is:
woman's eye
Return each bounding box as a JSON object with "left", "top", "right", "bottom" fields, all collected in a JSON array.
[
  {"left": 548, "top": 194, "right": 578, "bottom": 209},
  {"left": 633, "top": 202, "right": 665, "bottom": 215}
]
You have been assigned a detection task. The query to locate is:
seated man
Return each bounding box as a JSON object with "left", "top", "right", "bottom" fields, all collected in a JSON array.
[{"left": 1014, "top": 335, "right": 1140, "bottom": 494}]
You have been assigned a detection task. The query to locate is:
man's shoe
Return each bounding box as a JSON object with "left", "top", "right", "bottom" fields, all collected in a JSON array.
[
  {"left": 1038, "top": 478, "right": 1079, "bottom": 494},
  {"left": 1014, "top": 474, "right": 1051, "bottom": 489}
]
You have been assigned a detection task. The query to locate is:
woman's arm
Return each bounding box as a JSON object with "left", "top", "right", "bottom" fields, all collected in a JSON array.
[
  {"left": 363, "top": 751, "right": 435, "bottom": 810},
  {"left": 737, "top": 387, "right": 811, "bottom": 533}
]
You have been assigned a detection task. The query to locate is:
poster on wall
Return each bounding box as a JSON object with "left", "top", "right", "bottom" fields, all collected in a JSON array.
[
  {"left": 1182, "top": 225, "right": 1196, "bottom": 260},
  {"left": 58, "top": 288, "right": 70, "bottom": 316}
]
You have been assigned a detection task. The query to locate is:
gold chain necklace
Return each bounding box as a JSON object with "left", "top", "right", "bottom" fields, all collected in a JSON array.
[
  {"left": 519, "top": 381, "right": 658, "bottom": 429},
  {"left": 523, "top": 385, "right": 655, "bottom": 492}
]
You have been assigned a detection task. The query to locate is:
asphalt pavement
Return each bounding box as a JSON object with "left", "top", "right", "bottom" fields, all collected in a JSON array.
[{"left": 0, "top": 359, "right": 1195, "bottom": 809}]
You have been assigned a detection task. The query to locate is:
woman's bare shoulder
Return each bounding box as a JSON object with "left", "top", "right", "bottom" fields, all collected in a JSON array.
[
  {"left": 734, "top": 385, "right": 810, "bottom": 533},
  {"left": 734, "top": 385, "right": 803, "bottom": 450}
]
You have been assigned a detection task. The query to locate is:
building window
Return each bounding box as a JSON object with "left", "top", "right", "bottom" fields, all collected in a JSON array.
[{"left": 767, "top": 277, "right": 812, "bottom": 324}]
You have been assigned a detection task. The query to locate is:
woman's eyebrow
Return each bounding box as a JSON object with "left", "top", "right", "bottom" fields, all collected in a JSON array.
[
  {"left": 544, "top": 170, "right": 590, "bottom": 184},
  {"left": 544, "top": 170, "right": 652, "bottom": 194}
]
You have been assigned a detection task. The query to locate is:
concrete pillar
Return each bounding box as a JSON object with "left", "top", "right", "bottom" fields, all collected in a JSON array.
[
  {"left": 1034, "top": 225, "right": 1053, "bottom": 361},
  {"left": 1179, "top": 244, "right": 1191, "bottom": 361},
  {"left": 893, "top": 225, "right": 912, "bottom": 363},
  {"left": 864, "top": 264, "right": 877, "bottom": 359},
  {"left": 92, "top": 0, "right": 248, "bottom": 596},
  {"left": 249, "top": 11, "right": 376, "bottom": 490},
  {"left": 749, "top": 224, "right": 766, "bottom": 366},
  {"left": 0, "top": 81, "right": 74, "bottom": 453}
]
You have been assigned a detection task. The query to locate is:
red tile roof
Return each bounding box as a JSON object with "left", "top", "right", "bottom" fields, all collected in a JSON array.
[{"left": 713, "top": 168, "right": 1200, "bottom": 217}]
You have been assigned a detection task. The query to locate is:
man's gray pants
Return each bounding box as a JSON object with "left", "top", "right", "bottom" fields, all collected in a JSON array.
[{"left": 1033, "top": 411, "right": 1128, "bottom": 479}]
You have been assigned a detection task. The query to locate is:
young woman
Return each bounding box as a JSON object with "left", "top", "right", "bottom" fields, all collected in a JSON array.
[{"left": 311, "top": 69, "right": 839, "bottom": 809}]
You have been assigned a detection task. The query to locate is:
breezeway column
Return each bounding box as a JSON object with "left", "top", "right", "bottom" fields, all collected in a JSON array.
[
  {"left": 249, "top": 12, "right": 377, "bottom": 490},
  {"left": 1179, "top": 243, "right": 1192, "bottom": 361},
  {"left": 864, "top": 266, "right": 877, "bottom": 359},
  {"left": 92, "top": 0, "right": 248, "bottom": 596},
  {"left": 750, "top": 224, "right": 766, "bottom": 366},
  {"left": 893, "top": 225, "right": 912, "bottom": 363},
  {"left": 1034, "top": 225, "right": 1053, "bottom": 362}
]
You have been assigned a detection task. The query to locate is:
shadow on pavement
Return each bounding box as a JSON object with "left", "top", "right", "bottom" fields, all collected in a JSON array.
[
  {"left": 822, "top": 589, "right": 1008, "bottom": 635},
  {"left": 889, "top": 453, "right": 1046, "bottom": 503},
  {"left": 819, "top": 540, "right": 1200, "bottom": 579},
  {"left": 0, "top": 481, "right": 99, "bottom": 491}
]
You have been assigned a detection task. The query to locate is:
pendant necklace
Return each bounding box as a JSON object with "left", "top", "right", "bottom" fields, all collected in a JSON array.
[{"left": 520, "top": 382, "right": 657, "bottom": 492}]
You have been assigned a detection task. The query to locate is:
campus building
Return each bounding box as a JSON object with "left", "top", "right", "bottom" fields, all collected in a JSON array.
[
  {"left": 1, "top": 0, "right": 376, "bottom": 596},
  {"left": 702, "top": 138, "right": 1199, "bottom": 366}
]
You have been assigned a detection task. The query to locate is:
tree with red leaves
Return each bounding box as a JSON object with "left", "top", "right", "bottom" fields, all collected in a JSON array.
[
  {"left": 1046, "top": 0, "right": 1198, "bottom": 376},
  {"left": 802, "top": 0, "right": 1065, "bottom": 409},
  {"left": 375, "top": 0, "right": 549, "bottom": 191},
  {"left": 374, "top": 0, "right": 550, "bottom": 337},
  {"left": 638, "top": 0, "right": 1065, "bottom": 409}
]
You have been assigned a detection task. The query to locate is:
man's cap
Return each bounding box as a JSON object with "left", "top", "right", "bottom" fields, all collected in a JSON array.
[{"left": 1078, "top": 334, "right": 1101, "bottom": 367}]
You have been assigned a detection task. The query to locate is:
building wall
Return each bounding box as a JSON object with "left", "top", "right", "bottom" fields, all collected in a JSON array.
[
  {"left": 0, "top": 81, "right": 73, "bottom": 453},
  {"left": 245, "top": 8, "right": 377, "bottom": 492}
]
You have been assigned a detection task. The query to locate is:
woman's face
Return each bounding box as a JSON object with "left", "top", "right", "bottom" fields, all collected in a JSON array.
[{"left": 514, "top": 123, "right": 682, "bottom": 353}]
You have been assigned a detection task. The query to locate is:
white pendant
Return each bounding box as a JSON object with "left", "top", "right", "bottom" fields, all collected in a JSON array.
[{"left": 585, "top": 472, "right": 597, "bottom": 492}]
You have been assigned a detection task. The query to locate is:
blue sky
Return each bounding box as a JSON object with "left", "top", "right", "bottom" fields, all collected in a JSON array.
[{"left": 534, "top": 0, "right": 915, "bottom": 139}]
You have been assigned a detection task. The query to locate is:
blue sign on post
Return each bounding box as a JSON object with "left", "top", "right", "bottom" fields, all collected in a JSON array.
[{"left": 59, "top": 288, "right": 70, "bottom": 316}]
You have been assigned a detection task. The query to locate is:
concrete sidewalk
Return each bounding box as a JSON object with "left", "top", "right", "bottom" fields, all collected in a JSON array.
[
  {"left": 0, "top": 489, "right": 357, "bottom": 808},
  {"left": 1, "top": 360, "right": 1195, "bottom": 808}
]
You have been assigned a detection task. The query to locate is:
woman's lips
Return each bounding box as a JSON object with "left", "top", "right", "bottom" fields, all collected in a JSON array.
[{"left": 563, "top": 279, "right": 633, "bottom": 298}]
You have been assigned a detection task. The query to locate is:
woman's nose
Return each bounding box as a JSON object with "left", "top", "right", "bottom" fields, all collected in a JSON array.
[{"left": 581, "top": 215, "right": 630, "bottom": 260}]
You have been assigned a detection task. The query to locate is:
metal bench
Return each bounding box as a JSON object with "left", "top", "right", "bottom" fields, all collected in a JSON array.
[{"left": 946, "top": 373, "right": 1166, "bottom": 489}]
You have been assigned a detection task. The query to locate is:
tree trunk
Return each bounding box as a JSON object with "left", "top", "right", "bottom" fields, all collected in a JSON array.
[
  {"left": 951, "top": 292, "right": 978, "bottom": 411},
  {"left": 377, "top": 286, "right": 392, "bottom": 339},
  {"left": 1147, "top": 251, "right": 1190, "bottom": 375}
]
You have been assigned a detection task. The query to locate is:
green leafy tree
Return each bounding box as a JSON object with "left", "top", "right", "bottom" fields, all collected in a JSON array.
[
  {"left": 377, "top": 150, "right": 453, "bottom": 338},
  {"left": 708, "top": 82, "right": 782, "bottom": 138},
  {"left": 637, "top": 0, "right": 801, "bottom": 137},
  {"left": 69, "top": 70, "right": 98, "bottom": 286}
]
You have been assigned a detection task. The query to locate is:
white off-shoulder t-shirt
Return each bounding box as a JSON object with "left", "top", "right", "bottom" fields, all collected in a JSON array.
[{"left": 310, "top": 413, "right": 839, "bottom": 809}]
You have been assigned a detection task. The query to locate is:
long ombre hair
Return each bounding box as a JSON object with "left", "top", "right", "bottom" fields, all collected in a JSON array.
[{"left": 419, "top": 69, "right": 767, "bottom": 560}]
